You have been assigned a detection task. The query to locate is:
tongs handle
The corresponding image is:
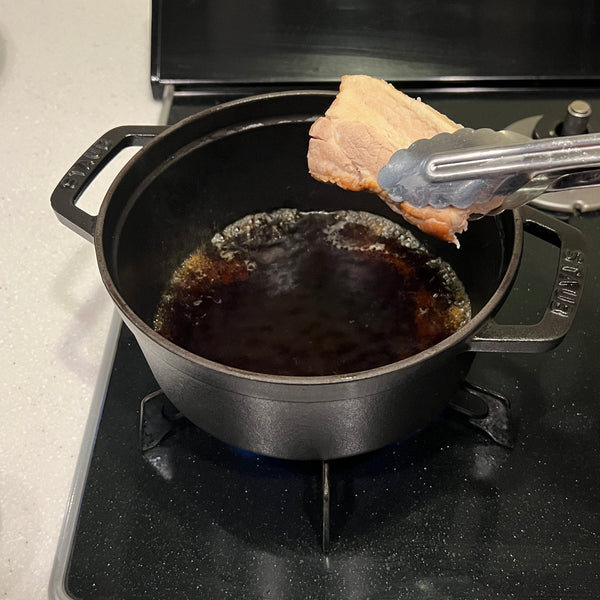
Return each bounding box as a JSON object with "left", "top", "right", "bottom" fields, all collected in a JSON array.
[{"left": 426, "top": 132, "right": 600, "bottom": 183}]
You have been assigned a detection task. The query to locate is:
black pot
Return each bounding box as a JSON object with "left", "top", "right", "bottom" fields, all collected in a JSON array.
[{"left": 52, "top": 91, "right": 586, "bottom": 460}]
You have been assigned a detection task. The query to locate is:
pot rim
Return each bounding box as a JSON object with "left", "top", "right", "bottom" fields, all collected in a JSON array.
[{"left": 94, "top": 91, "right": 524, "bottom": 386}]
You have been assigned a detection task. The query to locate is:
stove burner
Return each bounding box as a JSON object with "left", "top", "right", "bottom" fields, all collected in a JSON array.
[
  {"left": 138, "top": 382, "right": 514, "bottom": 552},
  {"left": 507, "top": 100, "right": 600, "bottom": 213}
]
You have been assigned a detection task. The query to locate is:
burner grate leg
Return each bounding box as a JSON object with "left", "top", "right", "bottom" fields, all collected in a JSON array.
[
  {"left": 450, "top": 381, "right": 515, "bottom": 448},
  {"left": 138, "top": 390, "right": 185, "bottom": 451},
  {"left": 322, "top": 460, "right": 330, "bottom": 554}
]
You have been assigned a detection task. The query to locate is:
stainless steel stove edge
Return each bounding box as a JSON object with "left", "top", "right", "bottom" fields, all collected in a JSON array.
[{"left": 48, "top": 311, "right": 124, "bottom": 600}]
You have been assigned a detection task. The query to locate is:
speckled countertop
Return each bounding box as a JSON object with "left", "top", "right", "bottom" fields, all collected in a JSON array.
[{"left": 0, "top": 3, "right": 161, "bottom": 598}]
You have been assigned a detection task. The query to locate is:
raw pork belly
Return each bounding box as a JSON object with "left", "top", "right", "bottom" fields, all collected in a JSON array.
[{"left": 307, "top": 75, "right": 499, "bottom": 245}]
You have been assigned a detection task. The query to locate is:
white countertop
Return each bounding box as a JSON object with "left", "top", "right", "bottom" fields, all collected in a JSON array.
[{"left": 0, "top": 3, "right": 162, "bottom": 598}]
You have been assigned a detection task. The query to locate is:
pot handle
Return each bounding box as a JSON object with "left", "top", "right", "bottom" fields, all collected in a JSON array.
[
  {"left": 468, "top": 206, "right": 586, "bottom": 353},
  {"left": 51, "top": 125, "right": 165, "bottom": 242}
]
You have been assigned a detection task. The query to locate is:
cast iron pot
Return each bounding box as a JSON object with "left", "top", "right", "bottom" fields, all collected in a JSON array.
[{"left": 52, "top": 91, "right": 586, "bottom": 460}]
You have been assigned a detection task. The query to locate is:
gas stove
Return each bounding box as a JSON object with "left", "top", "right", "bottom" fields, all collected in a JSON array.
[
  {"left": 49, "top": 90, "right": 600, "bottom": 600},
  {"left": 50, "top": 2, "right": 600, "bottom": 598}
]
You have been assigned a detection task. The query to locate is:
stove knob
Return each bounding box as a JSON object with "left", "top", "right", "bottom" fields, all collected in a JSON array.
[{"left": 561, "top": 100, "right": 592, "bottom": 135}]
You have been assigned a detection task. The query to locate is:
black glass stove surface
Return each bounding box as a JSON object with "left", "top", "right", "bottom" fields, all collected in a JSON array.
[
  {"left": 52, "top": 91, "right": 600, "bottom": 598},
  {"left": 67, "top": 323, "right": 600, "bottom": 599}
]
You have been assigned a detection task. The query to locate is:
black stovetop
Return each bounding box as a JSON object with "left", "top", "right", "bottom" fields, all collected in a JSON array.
[{"left": 50, "top": 90, "right": 600, "bottom": 599}]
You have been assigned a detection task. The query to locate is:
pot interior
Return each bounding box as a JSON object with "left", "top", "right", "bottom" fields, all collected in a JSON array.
[{"left": 100, "top": 98, "right": 517, "bottom": 348}]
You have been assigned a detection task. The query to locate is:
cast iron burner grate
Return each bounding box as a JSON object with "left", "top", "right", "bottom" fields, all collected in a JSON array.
[{"left": 139, "top": 382, "right": 513, "bottom": 553}]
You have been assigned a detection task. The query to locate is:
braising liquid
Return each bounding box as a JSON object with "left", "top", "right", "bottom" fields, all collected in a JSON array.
[{"left": 154, "top": 210, "right": 470, "bottom": 376}]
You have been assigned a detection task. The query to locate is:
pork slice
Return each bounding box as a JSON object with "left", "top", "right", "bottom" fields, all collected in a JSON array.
[{"left": 307, "top": 75, "right": 495, "bottom": 245}]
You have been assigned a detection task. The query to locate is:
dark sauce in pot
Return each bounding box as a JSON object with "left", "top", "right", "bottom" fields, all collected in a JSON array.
[{"left": 154, "top": 210, "right": 470, "bottom": 376}]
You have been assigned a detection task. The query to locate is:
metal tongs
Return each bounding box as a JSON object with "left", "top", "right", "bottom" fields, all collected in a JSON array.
[{"left": 378, "top": 128, "right": 600, "bottom": 215}]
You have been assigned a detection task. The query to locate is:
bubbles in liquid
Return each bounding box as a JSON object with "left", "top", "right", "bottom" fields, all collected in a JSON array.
[{"left": 154, "top": 210, "right": 471, "bottom": 376}]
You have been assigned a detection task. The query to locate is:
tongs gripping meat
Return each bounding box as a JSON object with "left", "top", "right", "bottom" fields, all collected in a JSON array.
[{"left": 308, "top": 75, "right": 497, "bottom": 245}]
